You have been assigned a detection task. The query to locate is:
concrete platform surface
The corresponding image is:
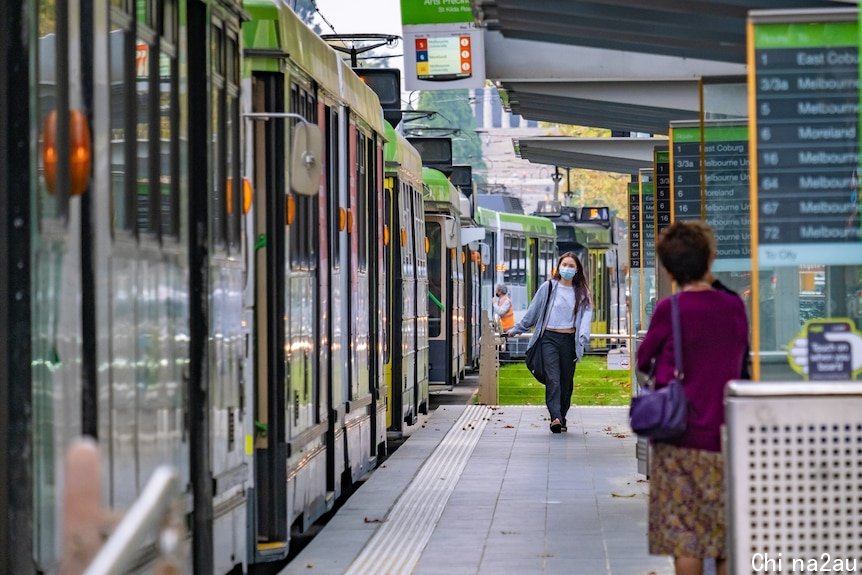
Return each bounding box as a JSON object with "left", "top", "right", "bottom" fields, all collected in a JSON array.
[{"left": 281, "top": 405, "right": 674, "bottom": 575}]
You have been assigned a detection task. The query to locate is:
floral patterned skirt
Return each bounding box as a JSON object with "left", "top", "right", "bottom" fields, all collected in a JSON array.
[{"left": 648, "top": 442, "right": 726, "bottom": 559}]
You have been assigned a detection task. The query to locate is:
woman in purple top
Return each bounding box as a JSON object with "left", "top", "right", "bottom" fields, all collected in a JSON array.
[{"left": 637, "top": 221, "right": 748, "bottom": 575}]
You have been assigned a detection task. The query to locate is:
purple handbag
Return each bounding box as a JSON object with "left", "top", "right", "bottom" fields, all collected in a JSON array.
[{"left": 629, "top": 295, "right": 688, "bottom": 440}]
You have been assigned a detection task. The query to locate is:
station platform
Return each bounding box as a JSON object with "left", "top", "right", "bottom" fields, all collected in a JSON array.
[{"left": 281, "top": 404, "right": 675, "bottom": 575}]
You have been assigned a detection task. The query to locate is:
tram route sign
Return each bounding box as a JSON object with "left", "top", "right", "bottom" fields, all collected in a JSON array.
[
  {"left": 639, "top": 169, "right": 656, "bottom": 268},
  {"left": 703, "top": 122, "right": 751, "bottom": 271},
  {"left": 628, "top": 181, "right": 641, "bottom": 270},
  {"left": 401, "top": 0, "right": 473, "bottom": 25},
  {"left": 654, "top": 147, "right": 671, "bottom": 237},
  {"left": 669, "top": 123, "right": 703, "bottom": 223},
  {"left": 749, "top": 12, "right": 862, "bottom": 266}
]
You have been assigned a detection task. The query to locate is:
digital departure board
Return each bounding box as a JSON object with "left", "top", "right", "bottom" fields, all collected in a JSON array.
[
  {"left": 629, "top": 181, "right": 641, "bottom": 269},
  {"left": 670, "top": 123, "right": 703, "bottom": 223},
  {"left": 750, "top": 13, "right": 862, "bottom": 266},
  {"left": 654, "top": 147, "right": 671, "bottom": 237},
  {"left": 639, "top": 169, "right": 655, "bottom": 268},
  {"left": 703, "top": 123, "right": 751, "bottom": 271}
]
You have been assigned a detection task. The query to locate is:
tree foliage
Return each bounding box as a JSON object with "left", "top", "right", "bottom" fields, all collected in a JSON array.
[
  {"left": 292, "top": 0, "right": 322, "bottom": 33},
  {"left": 546, "top": 123, "right": 630, "bottom": 217},
  {"left": 416, "top": 89, "right": 485, "bottom": 176}
]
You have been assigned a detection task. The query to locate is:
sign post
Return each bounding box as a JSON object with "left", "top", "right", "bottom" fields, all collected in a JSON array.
[{"left": 401, "top": 0, "right": 485, "bottom": 90}]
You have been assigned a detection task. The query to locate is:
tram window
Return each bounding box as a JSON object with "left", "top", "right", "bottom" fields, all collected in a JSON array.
[
  {"left": 136, "top": 25, "right": 162, "bottom": 235},
  {"left": 289, "top": 82, "right": 319, "bottom": 270},
  {"left": 503, "top": 234, "right": 512, "bottom": 283},
  {"left": 36, "top": 0, "right": 65, "bottom": 221},
  {"left": 136, "top": 0, "right": 154, "bottom": 27},
  {"left": 225, "top": 33, "right": 241, "bottom": 252},
  {"left": 383, "top": 186, "right": 391, "bottom": 365},
  {"left": 401, "top": 183, "right": 413, "bottom": 270},
  {"left": 427, "top": 222, "right": 442, "bottom": 338},
  {"left": 520, "top": 237, "right": 527, "bottom": 285},
  {"left": 356, "top": 131, "right": 367, "bottom": 270},
  {"left": 158, "top": 49, "right": 179, "bottom": 239},
  {"left": 367, "top": 135, "right": 377, "bottom": 267},
  {"left": 210, "top": 25, "right": 226, "bottom": 249},
  {"left": 161, "top": 0, "right": 177, "bottom": 43},
  {"left": 326, "top": 107, "right": 339, "bottom": 268}
]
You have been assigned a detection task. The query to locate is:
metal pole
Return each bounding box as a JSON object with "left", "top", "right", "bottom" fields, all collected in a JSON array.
[
  {"left": 83, "top": 467, "right": 180, "bottom": 575},
  {"left": 551, "top": 167, "right": 562, "bottom": 203}
]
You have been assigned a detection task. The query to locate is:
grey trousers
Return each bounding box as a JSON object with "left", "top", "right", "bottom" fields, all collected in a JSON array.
[{"left": 540, "top": 331, "right": 577, "bottom": 422}]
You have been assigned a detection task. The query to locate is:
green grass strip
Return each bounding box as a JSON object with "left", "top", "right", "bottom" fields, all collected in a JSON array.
[{"left": 497, "top": 356, "right": 631, "bottom": 406}]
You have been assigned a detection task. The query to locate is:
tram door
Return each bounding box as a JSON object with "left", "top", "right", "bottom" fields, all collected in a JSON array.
[
  {"left": 250, "top": 72, "right": 288, "bottom": 550},
  {"left": 590, "top": 249, "right": 608, "bottom": 347}
]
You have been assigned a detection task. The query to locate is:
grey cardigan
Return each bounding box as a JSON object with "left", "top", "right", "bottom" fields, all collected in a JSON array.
[{"left": 509, "top": 280, "right": 593, "bottom": 359}]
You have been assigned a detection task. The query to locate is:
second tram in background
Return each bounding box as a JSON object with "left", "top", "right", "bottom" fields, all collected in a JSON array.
[{"left": 475, "top": 203, "right": 558, "bottom": 358}]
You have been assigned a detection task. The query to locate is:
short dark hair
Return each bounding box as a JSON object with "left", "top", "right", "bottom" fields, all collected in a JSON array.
[{"left": 656, "top": 221, "right": 716, "bottom": 286}]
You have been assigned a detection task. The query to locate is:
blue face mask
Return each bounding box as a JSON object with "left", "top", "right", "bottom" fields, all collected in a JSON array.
[{"left": 559, "top": 267, "right": 576, "bottom": 281}]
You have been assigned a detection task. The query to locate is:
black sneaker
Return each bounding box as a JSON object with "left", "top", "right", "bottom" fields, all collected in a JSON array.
[{"left": 550, "top": 419, "right": 562, "bottom": 433}]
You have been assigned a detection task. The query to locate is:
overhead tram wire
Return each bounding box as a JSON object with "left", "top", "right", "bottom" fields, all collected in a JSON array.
[{"left": 312, "top": 0, "right": 338, "bottom": 35}]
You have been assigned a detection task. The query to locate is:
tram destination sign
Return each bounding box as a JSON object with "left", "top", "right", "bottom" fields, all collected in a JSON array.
[
  {"left": 654, "top": 147, "right": 671, "bottom": 237},
  {"left": 639, "top": 170, "right": 656, "bottom": 268},
  {"left": 750, "top": 14, "right": 862, "bottom": 266},
  {"left": 628, "top": 181, "right": 641, "bottom": 269},
  {"left": 670, "top": 123, "right": 703, "bottom": 223}
]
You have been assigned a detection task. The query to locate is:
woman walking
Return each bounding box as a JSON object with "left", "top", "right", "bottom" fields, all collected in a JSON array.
[
  {"left": 637, "top": 222, "right": 748, "bottom": 575},
  {"left": 507, "top": 252, "right": 592, "bottom": 433}
]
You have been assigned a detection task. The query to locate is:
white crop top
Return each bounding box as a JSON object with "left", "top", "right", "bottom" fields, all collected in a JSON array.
[{"left": 546, "top": 285, "right": 577, "bottom": 329}]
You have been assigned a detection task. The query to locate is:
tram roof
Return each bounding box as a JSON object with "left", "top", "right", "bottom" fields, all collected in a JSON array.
[
  {"left": 243, "top": 0, "right": 340, "bottom": 93},
  {"left": 514, "top": 137, "right": 668, "bottom": 175},
  {"left": 384, "top": 123, "right": 424, "bottom": 190},
  {"left": 475, "top": 206, "right": 556, "bottom": 236},
  {"left": 423, "top": 168, "right": 460, "bottom": 208},
  {"left": 242, "top": 0, "right": 384, "bottom": 135}
]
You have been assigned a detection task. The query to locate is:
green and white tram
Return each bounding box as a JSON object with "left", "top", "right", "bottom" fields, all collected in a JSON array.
[
  {"left": 383, "top": 123, "right": 429, "bottom": 430},
  {"left": 423, "top": 168, "right": 466, "bottom": 387},
  {"left": 243, "top": 0, "right": 387, "bottom": 563},
  {"left": 476, "top": 206, "right": 557, "bottom": 321}
]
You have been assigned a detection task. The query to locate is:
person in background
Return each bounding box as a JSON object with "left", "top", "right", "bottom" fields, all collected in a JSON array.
[
  {"left": 493, "top": 284, "right": 514, "bottom": 333},
  {"left": 709, "top": 274, "right": 751, "bottom": 379},
  {"left": 637, "top": 221, "right": 748, "bottom": 575},
  {"left": 507, "top": 252, "right": 592, "bottom": 433}
]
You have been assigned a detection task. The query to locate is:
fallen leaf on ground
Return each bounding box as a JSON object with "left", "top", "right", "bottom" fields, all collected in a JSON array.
[
  {"left": 364, "top": 517, "right": 386, "bottom": 523},
  {"left": 611, "top": 492, "right": 636, "bottom": 498}
]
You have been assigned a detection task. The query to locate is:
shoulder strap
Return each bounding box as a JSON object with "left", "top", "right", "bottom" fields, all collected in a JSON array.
[
  {"left": 537, "top": 281, "right": 554, "bottom": 338},
  {"left": 670, "top": 294, "right": 684, "bottom": 380}
]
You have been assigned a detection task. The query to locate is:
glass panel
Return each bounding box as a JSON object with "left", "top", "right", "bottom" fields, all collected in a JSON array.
[
  {"left": 327, "top": 109, "right": 339, "bottom": 267},
  {"left": 110, "top": 27, "right": 130, "bottom": 230},
  {"left": 36, "top": 0, "right": 60, "bottom": 221},
  {"left": 357, "top": 133, "right": 367, "bottom": 269},
  {"left": 162, "top": 0, "right": 176, "bottom": 42},
  {"left": 211, "top": 86, "right": 224, "bottom": 246},
  {"left": 159, "top": 52, "right": 176, "bottom": 237},
  {"left": 226, "top": 95, "right": 239, "bottom": 250},
  {"left": 427, "top": 222, "right": 442, "bottom": 338},
  {"left": 135, "top": 38, "right": 152, "bottom": 233},
  {"left": 135, "top": 0, "right": 152, "bottom": 27}
]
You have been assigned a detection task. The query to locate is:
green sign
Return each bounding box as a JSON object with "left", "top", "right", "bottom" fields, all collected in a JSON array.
[{"left": 401, "top": 0, "right": 474, "bottom": 25}]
